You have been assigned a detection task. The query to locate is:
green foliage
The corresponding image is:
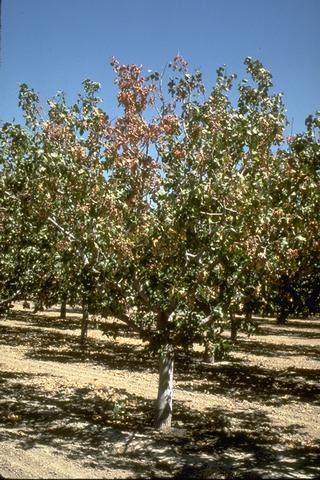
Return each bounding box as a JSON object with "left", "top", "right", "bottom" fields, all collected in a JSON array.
[
  {"left": 212, "top": 338, "right": 231, "bottom": 362},
  {"left": 0, "top": 55, "right": 318, "bottom": 352}
]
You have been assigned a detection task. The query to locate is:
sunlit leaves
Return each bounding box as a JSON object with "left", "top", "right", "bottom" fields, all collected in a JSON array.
[{"left": 0, "top": 55, "right": 319, "bottom": 349}]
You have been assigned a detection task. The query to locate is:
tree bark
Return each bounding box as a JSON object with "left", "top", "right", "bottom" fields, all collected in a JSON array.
[
  {"left": 80, "top": 299, "right": 89, "bottom": 346},
  {"left": 203, "top": 339, "right": 215, "bottom": 363},
  {"left": 60, "top": 296, "right": 67, "bottom": 319},
  {"left": 276, "top": 309, "right": 288, "bottom": 324},
  {"left": 230, "top": 312, "right": 238, "bottom": 343},
  {"left": 155, "top": 344, "right": 174, "bottom": 431},
  {"left": 33, "top": 300, "right": 44, "bottom": 313},
  {"left": 22, "top": 299, "right": 30, "bottom": 309}
]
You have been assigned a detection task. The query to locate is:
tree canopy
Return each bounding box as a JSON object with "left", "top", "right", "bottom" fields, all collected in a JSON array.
[{"left": 0, "top": 56, "right": 319, "bottom": 428}]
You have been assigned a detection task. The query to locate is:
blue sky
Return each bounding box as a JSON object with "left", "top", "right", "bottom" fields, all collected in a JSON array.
[{"left": 0, "top": 0, "right": 319, "bottom": 135}]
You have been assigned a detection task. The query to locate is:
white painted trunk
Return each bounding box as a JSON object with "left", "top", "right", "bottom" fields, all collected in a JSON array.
[
  {"left": 155, "top": 345, "right": 174, "bottom": 430},
  {"left": 203, "top": 340, "right": 215, "bottom": 363}
]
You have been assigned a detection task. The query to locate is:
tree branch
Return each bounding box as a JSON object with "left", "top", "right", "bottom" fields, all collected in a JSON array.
[{"left": 0, "top": 291, "right": 21, "bottom": 307}]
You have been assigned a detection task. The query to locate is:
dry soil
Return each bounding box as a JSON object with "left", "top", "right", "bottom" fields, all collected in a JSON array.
[{"left": 0, "top": 304, "right": 319, "bottom": 479}]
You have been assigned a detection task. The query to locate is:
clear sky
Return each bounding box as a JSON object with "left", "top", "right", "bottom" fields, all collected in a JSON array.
[{"left": 0, "top": 0, "right": 319, "bottom": 135}]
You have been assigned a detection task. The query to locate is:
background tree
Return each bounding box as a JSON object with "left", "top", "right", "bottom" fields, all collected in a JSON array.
[{"left": 264, "top": 112, "right": 320, "bottom": 322}]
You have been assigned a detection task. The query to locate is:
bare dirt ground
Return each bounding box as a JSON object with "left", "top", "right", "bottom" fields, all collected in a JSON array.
[{"left": 0, "top": 304, "right": 319, "bottom": 479}]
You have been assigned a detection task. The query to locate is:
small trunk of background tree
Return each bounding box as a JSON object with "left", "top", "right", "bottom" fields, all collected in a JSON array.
[
  {"left": 22, "top": 299, "right": 30, "bottom": 309},
  {"left": 80, "top": 298, "right": 89, "bottom": 346},
  {"left": 245, "top": 310, "right": 252, "bottom": 323},
  {"left": 203, "top": 338, "right": 215, "bottom": 363},
  {"left": 60, "top": 296, "right": 67, "bottom": 319},
  {"left": 155, "top": 344, "right": 174, "bottom": 431},
  {"left": 230, "top": 312, "right": 238, "bottom": 343},
  {"left": 33, "top": 299, "right": 44, "bottom": 313},
  {"left": 276, "top": 308, "right": 289, "bottom": 325}
]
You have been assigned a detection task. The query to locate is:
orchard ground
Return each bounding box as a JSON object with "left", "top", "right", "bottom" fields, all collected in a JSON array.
[{"left": 0, "top": 304, "right": 319, "bottom": 479}]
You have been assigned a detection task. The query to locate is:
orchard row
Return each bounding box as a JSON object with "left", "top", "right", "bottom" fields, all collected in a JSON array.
[{"left": 0, "top": 56, "right": 319, "bottom": 428}]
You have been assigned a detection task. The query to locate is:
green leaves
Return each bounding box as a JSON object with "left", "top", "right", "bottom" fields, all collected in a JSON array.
[{"left": 0, "top": 55, "right": 318, "bottom": 353}]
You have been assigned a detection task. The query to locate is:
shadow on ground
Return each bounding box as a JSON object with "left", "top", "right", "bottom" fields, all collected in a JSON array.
[
  {"left": 0, "top": 370, "right": 319, "bottom": 479},
  {"left": 232, "top": 334, "right": 320, "bottom": 361},
  {"left": 4, "top": 308, "right": 133, "bottom": 335},
  {"left": 0, "top": 312, "right": 156, "bottom": 374},
  {"left": 0, "top": 310, "right": 319, "bottom": 478},
  {"left": 177, "top": 360, "right": 320, "bottom": 407}
]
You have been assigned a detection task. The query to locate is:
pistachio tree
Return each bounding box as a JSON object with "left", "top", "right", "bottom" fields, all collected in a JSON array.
[
  {"left": 98, "top": 57, "right": 289, "bottom": 427},
  {"left": 1, "top": 80, "right": 114, "bottom": 338},
  {"left": 264, "top": 113, "right": 320, "bottom": 322},
  {"left": 1, "top": 56, "right": 317, "bottom": 430}
]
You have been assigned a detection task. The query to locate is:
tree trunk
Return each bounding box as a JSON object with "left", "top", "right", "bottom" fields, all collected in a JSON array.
[
  {"left": 155, "top": 344, "right": 174, "bottom": 431},
  {"left": 203, "top": 340, "right": 215, "bottom": 363},
  {"left": 80, "top": 299, "right": 89, "bottom": 346},
  {"left": 60, "top": 297, "right": 67, "bottom": 319},
  {"left": 230, "top": 312, "right": 238, "bottom": 343},
  {"left": 33, "top": 300, "right": 44, "bottom": 313},
  {"left": 276, "top": 309, "right": 288, "bottom": 325},
  {"left": 22, "top": 299, "right": 30, "bottom": 309}
]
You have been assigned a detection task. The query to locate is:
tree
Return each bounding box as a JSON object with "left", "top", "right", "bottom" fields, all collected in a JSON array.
[
  {"left": 264, "top": 112, "right": 320, "bottom": 322},
  {"left": 97, "top": 56, "right": 289, "bottom": 427},
  {"left": 1, "top": 56, "right": 318, "bottom": 430}
]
